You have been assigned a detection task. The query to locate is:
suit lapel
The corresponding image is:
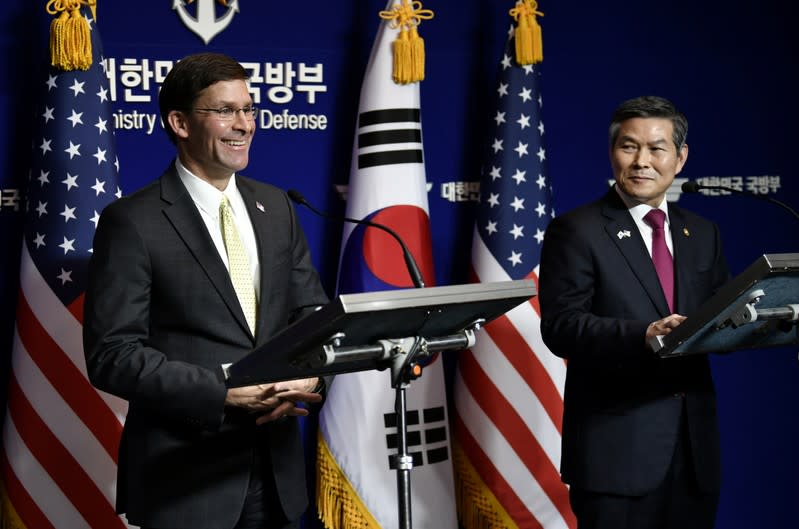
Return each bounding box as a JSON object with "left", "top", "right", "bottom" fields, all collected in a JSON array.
[
  {"left": 668, "top": 205, "right": 693, "bottom": 314},
  {"left": 601, "top": 188, "right": 671, "bottom": 316},
  {"left": 237, "top": 177, "right": 274, "bottom": 344},
  {"left": 160, "top": 165, "right": 254, "bottom": 340}
]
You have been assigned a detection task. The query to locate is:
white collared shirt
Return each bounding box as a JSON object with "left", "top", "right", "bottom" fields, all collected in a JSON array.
[
  {"left": 614, "top": 185, "right": 674, "bottom": 257},
  {"left": 175, "top": 159, "right": 261, "bottom": 300}
]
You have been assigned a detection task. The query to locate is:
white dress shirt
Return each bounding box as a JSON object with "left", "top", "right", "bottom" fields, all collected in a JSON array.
[
  {"left": 614, "top": 185, "right": 674, "bottom": 257},
  {"left": 176, "top": 159, "right": 261, "bottom": 301}
]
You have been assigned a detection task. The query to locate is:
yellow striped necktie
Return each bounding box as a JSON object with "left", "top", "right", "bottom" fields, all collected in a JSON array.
[{"left": 219, "top": 196, "right": 257, "bottom": 335}]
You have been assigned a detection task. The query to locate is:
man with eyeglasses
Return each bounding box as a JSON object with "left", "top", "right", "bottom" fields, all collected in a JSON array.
[
  {"left": 84, "top": 52, "right": 329, "bottom": 529},
  {"left": 539, "top": 96, "right": 730, "bottom": 529}
]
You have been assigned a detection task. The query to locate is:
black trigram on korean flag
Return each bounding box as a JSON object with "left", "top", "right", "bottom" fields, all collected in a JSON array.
[
  {"left": 384, "top": 406, "right": 449, "bottom": 469},
  {"left": 357, "top": 108, "right": 424, "bottom": 169}
]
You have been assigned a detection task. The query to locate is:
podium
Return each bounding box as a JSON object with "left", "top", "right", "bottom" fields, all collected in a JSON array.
[
  {"left": 651, "top": 253, "right": 799, "bottom": 357},
  {"left": 225, "top": 279, "right": 536, "bottom": 386},
  {"left": 224, "top": 279, "right": 536, "bottom": 529}
]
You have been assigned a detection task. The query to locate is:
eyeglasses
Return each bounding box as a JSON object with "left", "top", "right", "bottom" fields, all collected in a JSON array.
[{"left": 193, "top": 105, "right": 258, "bottom": 121}]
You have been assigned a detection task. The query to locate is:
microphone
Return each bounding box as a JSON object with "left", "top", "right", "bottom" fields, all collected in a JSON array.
[
  {"left": 681, "top": 180, "right": 799, "bottom": 222},
  {"left": 287, "top": 189, "right": 426, "bottom": 288},
  {"left": 680, "top": 180, "right": 706, "bottom": 194}
]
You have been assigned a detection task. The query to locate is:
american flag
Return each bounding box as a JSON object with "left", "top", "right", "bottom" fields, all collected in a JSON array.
[
  {"left": 0, "top": 10, "right": 130, "bottom": 529},
  {"left": 452, "top": 28, "right": 576, "bottom": 529}
]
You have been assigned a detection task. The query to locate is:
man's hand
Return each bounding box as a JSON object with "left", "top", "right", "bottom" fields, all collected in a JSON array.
[
  {"left": 224, "top": 377, "right": 322, "bottom": 424},
  {"left": 646, "top": 314, "right": 687, "bottom": 348}
]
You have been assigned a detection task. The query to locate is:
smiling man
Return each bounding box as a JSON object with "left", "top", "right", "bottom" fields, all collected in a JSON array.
[
  {"left": 539, "top": 96, "right": 731, "bottom": 529},
  {"left": 83, "top": 53, "right": 329, "bottom": 529}
]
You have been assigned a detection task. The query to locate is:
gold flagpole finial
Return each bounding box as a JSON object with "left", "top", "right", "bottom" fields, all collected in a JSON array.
[
  {"left": 379, "top": 0, "right": 435, "bottom": 84},
  {"left": 46, "top": 0, "right": 97, "bottom": 71},
  {"left": 509, "top": 0, "right": 544, "bottom": 65}
]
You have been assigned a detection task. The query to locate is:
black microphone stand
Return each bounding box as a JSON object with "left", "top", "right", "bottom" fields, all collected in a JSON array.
[
  {"left": 681, "top": 181, "right": 799, "bottom": 222},
  {"left": 288, "top": 190, "right": 426, "bottom": 288}
]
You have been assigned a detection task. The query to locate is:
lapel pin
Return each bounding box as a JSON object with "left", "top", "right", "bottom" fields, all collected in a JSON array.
[
  {"left": 683, "top": 227, "right": 690, "bottom": 237},
  {"left": 617, "top": 230, "right": 631, "bottom": 240},
  {"left": 255, "top": 201, "right": 265, "bottom": 213}
]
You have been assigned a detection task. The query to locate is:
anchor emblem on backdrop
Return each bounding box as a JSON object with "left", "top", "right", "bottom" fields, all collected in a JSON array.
[{"left": 173, "top": 0, "right": 240, "bottom": 44}]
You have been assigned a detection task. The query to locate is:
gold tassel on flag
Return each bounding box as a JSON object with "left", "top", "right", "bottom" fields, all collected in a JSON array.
[
  {"left": 453, "top": 442, "right": 518, "bottom": 529},
  {"left": 316, "top": 431, "right": 382, "bottom": 529},
  {"left": 509, "top": 0, "right": 544, "bottom": 65},
  {"left": 46, "top": 0, "right": 97, "bottom": 71},
  {"left": 1, "top": 477, "right": 26, "bottom": 529},
  {"left": 379, "top": 0, "right": 434, "bottom": 84}
]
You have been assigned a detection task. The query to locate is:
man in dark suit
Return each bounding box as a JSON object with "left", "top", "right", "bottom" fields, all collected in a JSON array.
[
  {"left": 539, "top": 96, "right": 730, "bottom": 529},
  {"left": 83, "top": 53, "right": 329, "bottom": 529}
]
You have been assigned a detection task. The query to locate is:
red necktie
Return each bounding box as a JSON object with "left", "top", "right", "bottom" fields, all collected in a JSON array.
[{"left": 644, "top": 209, "right": 674, "bottom": 312}]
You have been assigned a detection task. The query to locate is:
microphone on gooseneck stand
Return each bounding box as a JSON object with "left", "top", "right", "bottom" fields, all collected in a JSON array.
[
  {"left": 681, "top": 180, "right": 799, "bottom": 222},
  {"left": 287, "top": 189, "right": 426, "bottom": 288}
]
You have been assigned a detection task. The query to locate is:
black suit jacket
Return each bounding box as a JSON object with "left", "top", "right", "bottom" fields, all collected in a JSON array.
[
  {"left": 539, "top": 187, "right": 729, "bottom": 496},
  {"left": 83, "top": 163, "right": 329, "bottom": 528}
]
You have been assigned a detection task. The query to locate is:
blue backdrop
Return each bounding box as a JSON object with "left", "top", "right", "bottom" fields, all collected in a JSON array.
[{"left": 1, "top": 1, "right": 797, "bottom": 528}]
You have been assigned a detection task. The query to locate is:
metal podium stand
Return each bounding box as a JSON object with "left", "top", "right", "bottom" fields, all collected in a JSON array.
[
  {"left": 224, "top": 279, "right": 537, "bottom": 529},
  {"left": 651, "top": 253, "right": 799, "bottom": 357}
]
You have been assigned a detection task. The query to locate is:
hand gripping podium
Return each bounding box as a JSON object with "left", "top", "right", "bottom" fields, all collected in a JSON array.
[
  {"left": 651, "top": 253, "right": 799, "bottom": 357},
  {"left": 223, "top": 279, "right": 536, "bottom": 529}
]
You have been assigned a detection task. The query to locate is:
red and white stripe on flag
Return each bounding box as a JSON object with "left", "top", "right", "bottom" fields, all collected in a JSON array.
[
  {"left": 2, "top": 247, "right": 129, "bottom": 529},
  {"left": 454, "top": 235, "right": 574, "bottom": 529}
]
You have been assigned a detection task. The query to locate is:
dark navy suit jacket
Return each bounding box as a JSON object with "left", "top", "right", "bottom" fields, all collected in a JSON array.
[
  {"left": 539, "top": 186, "right": 729, "bottom": 496},
  {"left": 84, "top": 163, "right": 328, "bottom": 528}
]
